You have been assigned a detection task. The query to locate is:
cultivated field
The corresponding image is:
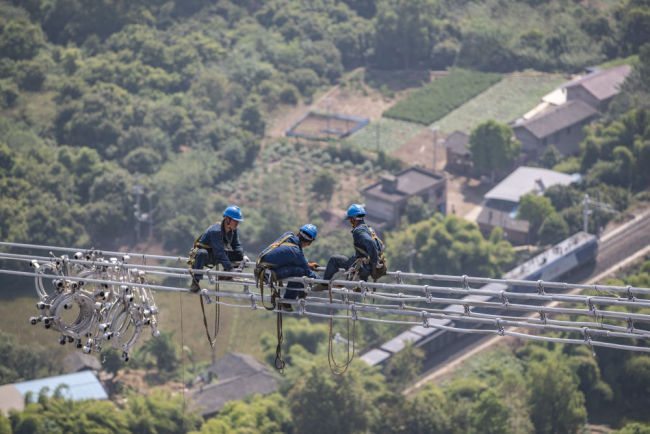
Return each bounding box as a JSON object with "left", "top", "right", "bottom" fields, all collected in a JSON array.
[
  {"left": 344, "top": 117, "right": 424, "bottom": 153},
  {"left": 434, "top": 72, "right": 567, "bottom": 134}
]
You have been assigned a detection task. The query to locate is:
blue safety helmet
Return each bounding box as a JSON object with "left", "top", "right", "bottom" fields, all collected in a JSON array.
[
  {"left": 346, "top": 204, "right": 366, "bottom": 219},
  {"left": 223, "top": 205, "right": 243, "bottom": 222},
  {"left": 299, "top": 224, "right": 318, "bottom": 241}
]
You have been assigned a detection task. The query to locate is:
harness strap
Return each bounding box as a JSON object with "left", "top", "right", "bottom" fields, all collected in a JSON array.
[
  {"left": 354, "top": 224, "right": 384, "bottom": 264},
  {"left": 256, "top": 233, "right": 298, "bottom": 266}
]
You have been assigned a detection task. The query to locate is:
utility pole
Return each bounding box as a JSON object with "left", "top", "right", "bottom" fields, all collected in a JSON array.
[
  {"left": 583, "top": 194, "right": 619, "bottom": 235},
  {"left": 408, "top": 246, "right": 417, "bottom": 272},
  {"left": 583, "top": 194, "right": 589, "bottom": 234},
  {"left": 132, "top": 175, "right": 145, "bottom": 243},
  {"left": 376, "top": 122, "right": 380, "bottom": 152},
  {"left": 132, "top": 175, "right": 153, "bottom": 243},
  {"left": 429, "top": 125, "right": 439, "bottom": 173},
  {"left": 326, "top": 98, "right": 331, "bottom": 140}
]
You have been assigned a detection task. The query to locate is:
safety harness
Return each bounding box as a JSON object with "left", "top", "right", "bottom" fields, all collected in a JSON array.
[
  {"left": 187, "top": 221, "right": 235, "bottom": 267},
  {"left": 350, "top": 224, "right": 387, "bottom": 283},
  {"left": 254, "top": 233, "right": 301, "bottom": 373}
]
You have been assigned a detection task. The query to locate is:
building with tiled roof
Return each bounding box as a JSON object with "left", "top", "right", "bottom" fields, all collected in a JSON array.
[
  {"left": 444, "top": 131, "right": 472, "bottom": 173},
  {"left": 361, "top": 166, "right": 447, "bottom": 230},
  {"left": 477, "top": 167, "right": 578, "bottom": 244},
  {"left": 564, "top": 64, "right": 631, "bottom": 110},
  {"left": 513, "top": 99, "right": 598, "bottom": 158},
  {"left": 191, "top": 352, "right": 279, "bottom": 418},
  {"left": 62, "top": 352, "right": 102, "bottom": 373}
]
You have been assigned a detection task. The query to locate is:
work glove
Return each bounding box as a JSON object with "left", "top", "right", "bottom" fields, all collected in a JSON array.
[
  {"left": 235, "top": 256, "right": 251, "bottom": 271},
  {"left": 308, "top": 262, "right": 320, "bottom": 271}
]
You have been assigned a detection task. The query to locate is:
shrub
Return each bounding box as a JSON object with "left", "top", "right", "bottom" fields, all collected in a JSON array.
[
  {"left": 16, "top": 60, "right": 46, "bottom": 91},
  {"left": 0, "top": 78, "right": 18, "bottom": 108}
]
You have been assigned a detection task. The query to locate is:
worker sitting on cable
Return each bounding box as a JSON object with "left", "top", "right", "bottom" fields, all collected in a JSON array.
[
  {"left": 189, "top": 205, "right": 245, "bottom": 293},
  {"left": 256, "top": 224, "right": 319, "bottom": 312},
  {"left": 318, "top": 203, "right": 385, "bottom": 289}
]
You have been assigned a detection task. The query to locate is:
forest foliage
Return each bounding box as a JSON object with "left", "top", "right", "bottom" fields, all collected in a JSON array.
[{"left": 0, "top": 0, "right": 647, "bottom": 258}]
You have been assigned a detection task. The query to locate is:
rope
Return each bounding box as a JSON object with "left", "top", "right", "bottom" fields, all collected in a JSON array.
[
  {"left": 275, "top": 311, "right": 285, "bottom": 373},
  {"left": 198, "top": 277, "right": 219, "bottom": 348},
  {"left": 328, "top": 281, "right": 356, "bottom": 375},
  {"left": 178, "top": 288, "right": 186, "bottom": 432},
  {"left": 253, "top": 266, "right": 284, "bottom": 372}
]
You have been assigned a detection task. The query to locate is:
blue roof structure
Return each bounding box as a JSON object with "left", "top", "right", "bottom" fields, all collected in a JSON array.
[{"left": 12, "top": 370, "right": 108, "bottom": 401}]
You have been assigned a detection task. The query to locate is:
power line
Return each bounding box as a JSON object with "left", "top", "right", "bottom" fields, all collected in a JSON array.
[
  {"left": 1, "top": 243, "right": 649, "bottom": 358},
  {"left": 3, "top": 267, "right": 649, "bottom": 354},
  {"left": 3, "top": 240, "right": 649, "bottom": 296}
]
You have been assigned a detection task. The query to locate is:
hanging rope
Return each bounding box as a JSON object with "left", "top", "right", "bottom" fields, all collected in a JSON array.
[
  {"left": 255, "top": 267, "right": 281, "bottom": 311},
  {"left": 198, "top": 274, "right": 220, "bottom": 348},
  {"left": 253, "top": 265, "right": 285, "bottom": 372},
  {"left": 328, "top": 281, "right": 356, "bottom": 375},
  {"left": 178, "top": 287, "right": 186, "bottom": 432},
  {"left": 275, "top": 311, "right": 285, "bottom": 373}
]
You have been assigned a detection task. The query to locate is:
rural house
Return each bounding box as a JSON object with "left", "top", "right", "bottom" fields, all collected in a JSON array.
[
  {"left": 477, "top": 167, "right": 578, "bottom": 244},
  {"left": 513, "top": 64, "right": 631, "bottom": 160},
  {"left": 513, "top": 99, "right": 598, "bottom": 158},
  {"left": 0, "top": 371, "right": 108, "bottom": 416},
  {"left": 62, "top": 352, "right": 102, "bottom": 373},
  {"left": 191, "top": 352, "right": 279, "bottom": 418},
  {"left": 564, "top": 64, "right": 632, "bottom": 111},
  {"left": 361, "top": 166, "right": 447, "bottom": 230},
  {"left": 444, "top": 131, "right": 472, "bottom": 173}
]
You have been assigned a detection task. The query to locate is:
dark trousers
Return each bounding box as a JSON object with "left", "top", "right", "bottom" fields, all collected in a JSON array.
[
  {"left": 193, "top": 248, "right": 243, "bottom": 280},
  {"left": 323, "top": 254, "right": 371, "bottom": 281},
  {"left": 323, "top": 255, "right": 356, "bottom": 280},
  {"left": 284, "top": 282, "right": 303, "bottom": 300}
]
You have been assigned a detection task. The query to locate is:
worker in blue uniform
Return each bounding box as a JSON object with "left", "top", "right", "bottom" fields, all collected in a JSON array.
[
  {"left": 257, "top": 224, "right": 319, "bottom": 311},
  {"left": 190, "top": 205, "right": 245, "bottom": 292},
  {"left": 320, "top": 204, "right": 379, "bottom": 285}
]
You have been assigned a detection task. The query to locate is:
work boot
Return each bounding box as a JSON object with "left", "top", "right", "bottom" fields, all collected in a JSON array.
[
  {"left": 190, "top": 278, "right": 201, "bottom": 293},
  {"left": 312, "top": 283, "right": 329, "bottom": 291}
]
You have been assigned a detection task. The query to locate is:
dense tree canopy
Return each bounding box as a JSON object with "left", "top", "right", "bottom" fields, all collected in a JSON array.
[
  {"left": 385, "top": 214, "right": 515, "bottom": 277},
  {"left": 468, "top": 120, "right": 521, "bottom": 180}
]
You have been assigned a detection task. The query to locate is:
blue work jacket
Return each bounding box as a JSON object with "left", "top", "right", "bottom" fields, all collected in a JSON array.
[
  {"left": 257, "top": 232, "right": 317, "bottom": 280},
  {"left": 352, "top": 222, "right": 379, "bottom": 268},
  {"left": 197, "top": 220, "right": 243, "bottom": 271}
]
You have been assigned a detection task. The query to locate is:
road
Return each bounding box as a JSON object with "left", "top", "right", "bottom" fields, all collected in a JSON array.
[{"left": 406, "top": 207, "right": 650, "bottom": 394}]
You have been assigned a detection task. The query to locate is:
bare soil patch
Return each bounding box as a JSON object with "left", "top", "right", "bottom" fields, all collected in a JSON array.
[
  {"left": 267, "top": 68, "right": 434, "bottom": 139},
  {"left": 390, "top": 131, "right": 489, "bottom": 219},
  {"left": 390, "top": 129, "right": 445, "bottom": 172},
  {"left": 288, "top": 112, "right": 366, "bottom": 140}
]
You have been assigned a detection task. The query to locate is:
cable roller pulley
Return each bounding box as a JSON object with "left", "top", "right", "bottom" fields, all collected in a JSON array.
[{"left": 24, "top": 250, "right": 160, "bottom": 361}]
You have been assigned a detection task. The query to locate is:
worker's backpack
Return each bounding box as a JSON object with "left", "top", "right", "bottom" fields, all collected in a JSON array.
[{"left": 360, "top": 224, "right": 387, "bottom": 281}]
